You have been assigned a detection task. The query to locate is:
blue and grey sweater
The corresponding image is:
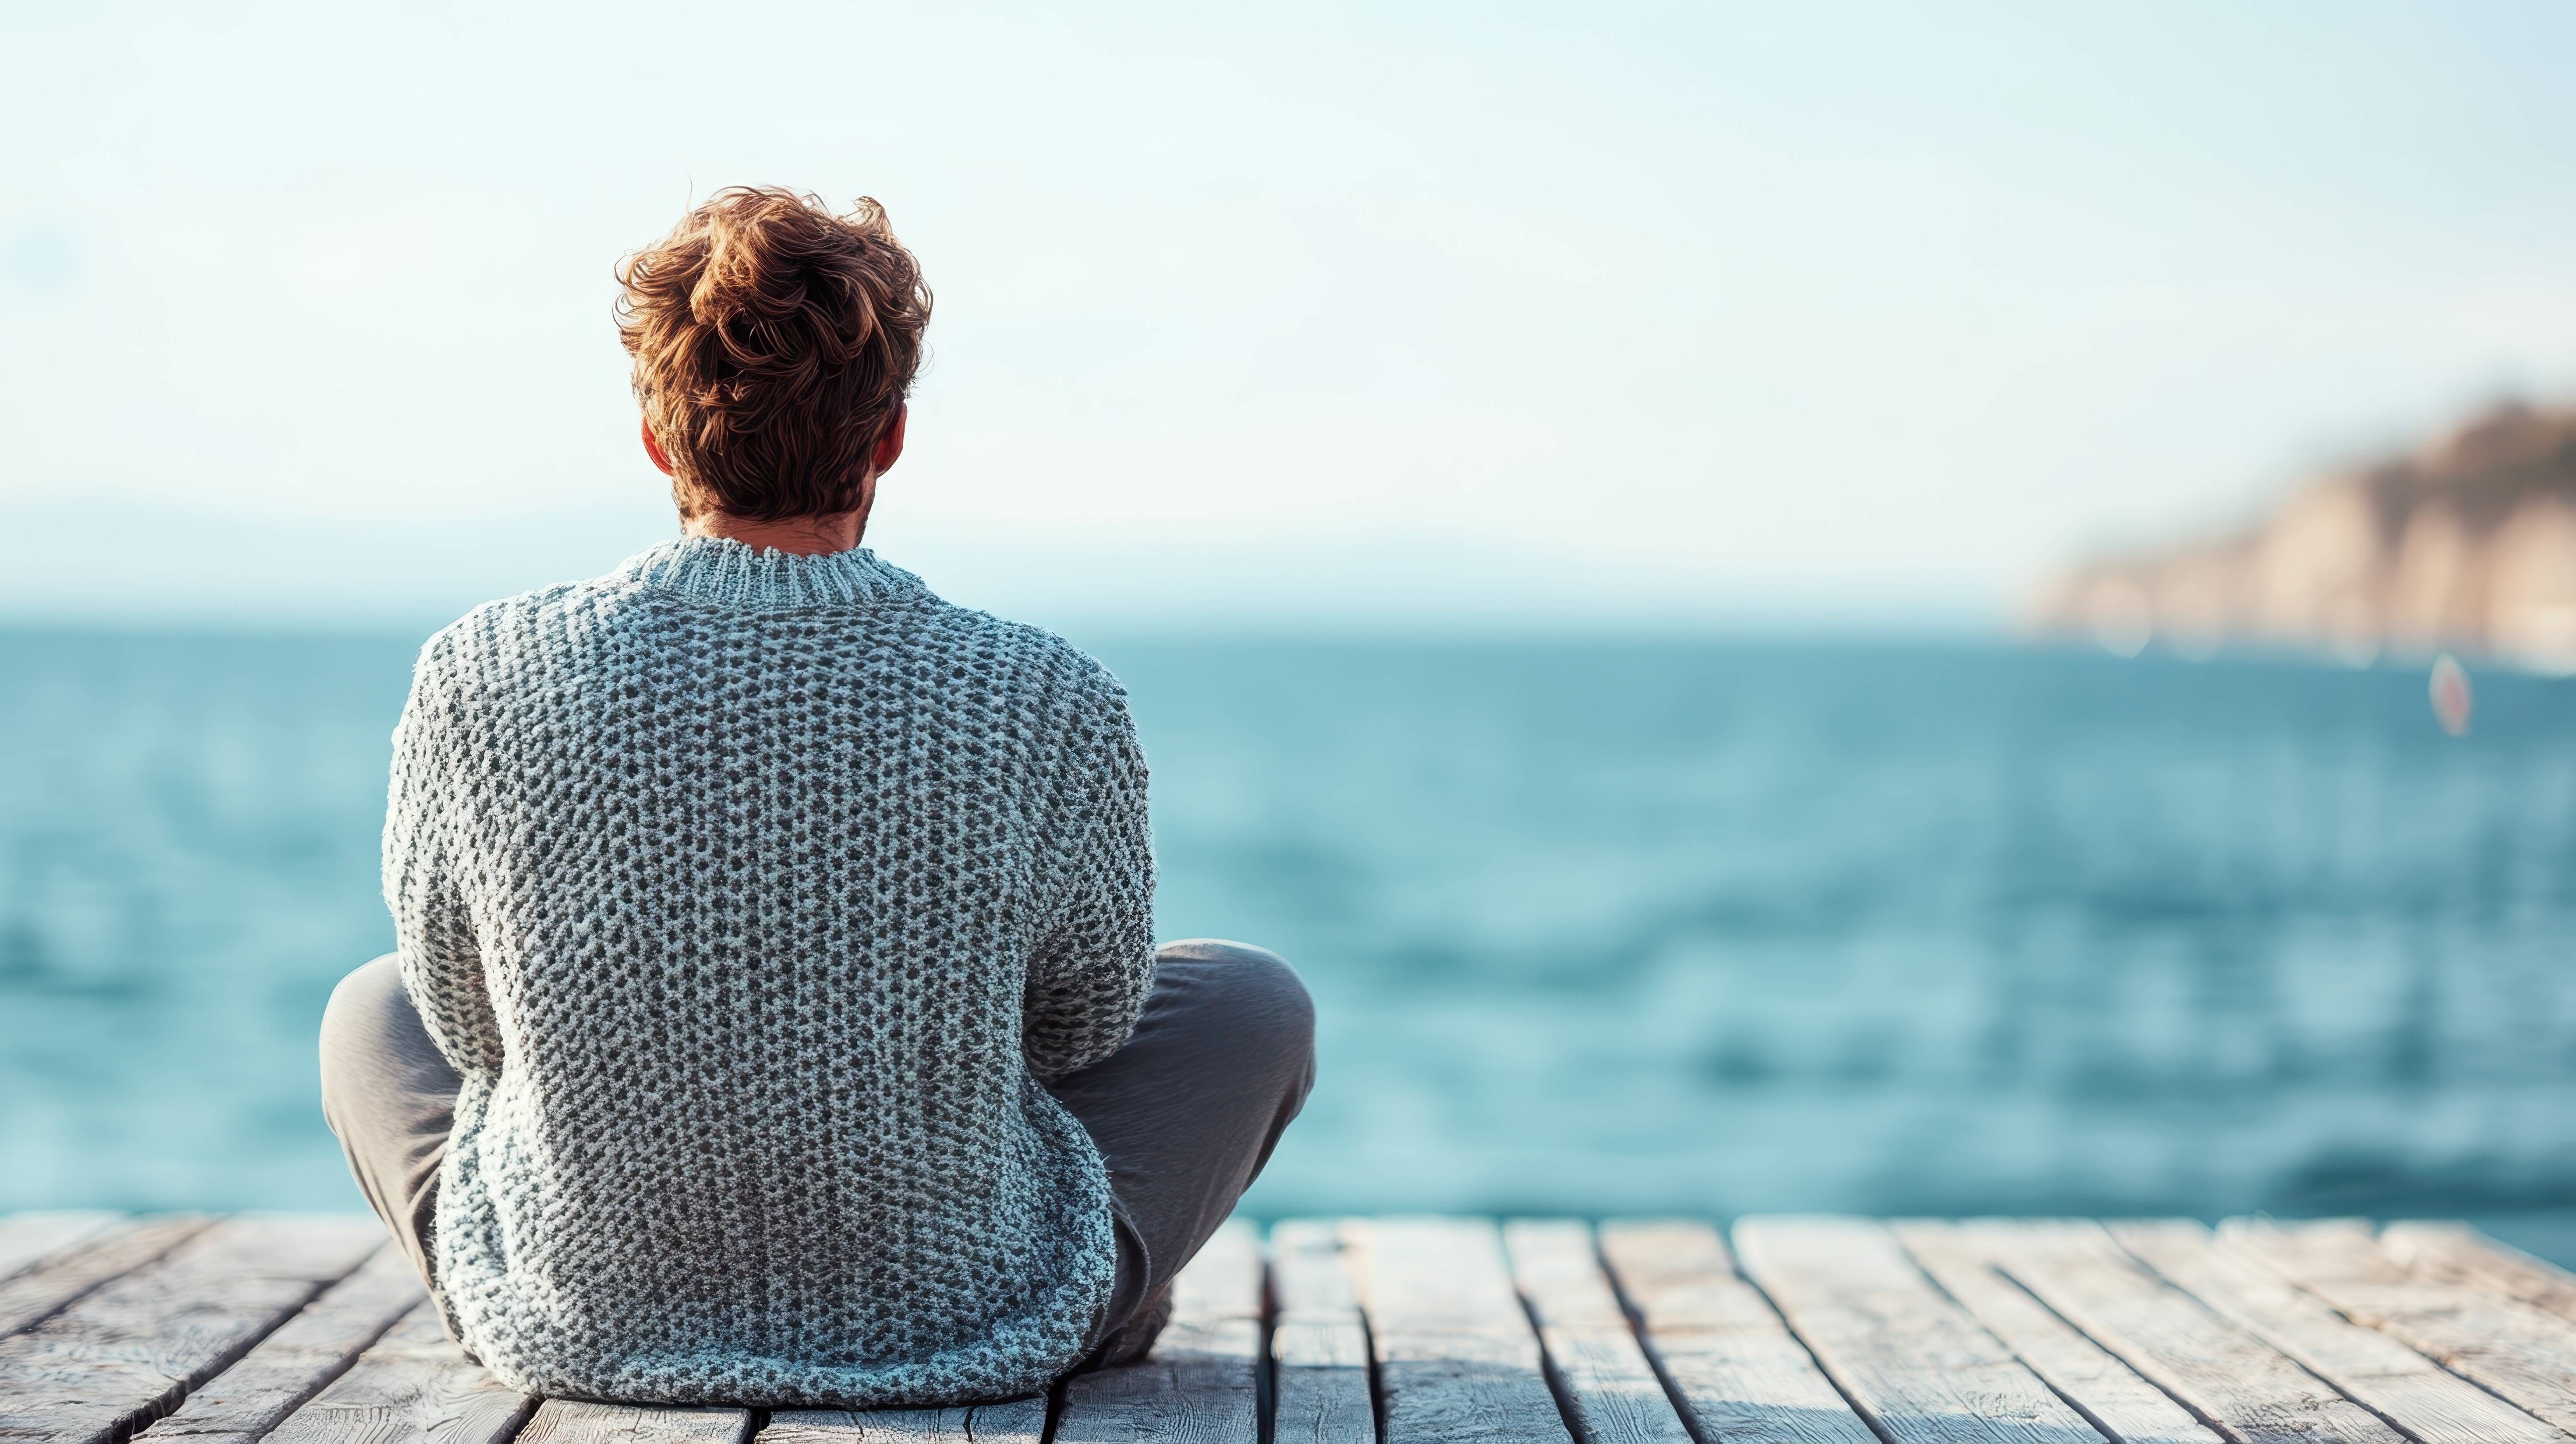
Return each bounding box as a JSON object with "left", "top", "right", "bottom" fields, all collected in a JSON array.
[{"left": 383, "top": 535, "right": 1156, "bottom": 1406}]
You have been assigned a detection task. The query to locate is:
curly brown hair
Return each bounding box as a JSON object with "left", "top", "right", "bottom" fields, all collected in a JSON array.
[{"left": 617, "top": 188, "right": 931, "bottom": 522}]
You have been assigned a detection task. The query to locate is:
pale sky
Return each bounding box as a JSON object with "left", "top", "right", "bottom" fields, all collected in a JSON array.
[{"left": 5, "top": 1, "right": 2574, "bottom": 630}]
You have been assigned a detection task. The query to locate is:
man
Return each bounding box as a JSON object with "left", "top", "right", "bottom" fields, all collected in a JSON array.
[{"left": 318, "top": 187, "right": 1314, "bottom": 1407}]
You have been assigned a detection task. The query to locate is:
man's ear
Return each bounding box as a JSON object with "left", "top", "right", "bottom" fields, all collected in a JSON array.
[
  {"left": 873, "top": 406, "right": 908, "bottom": 476},
  {"left": 640, "top": 417, "right": 675, "bottom": 476}
]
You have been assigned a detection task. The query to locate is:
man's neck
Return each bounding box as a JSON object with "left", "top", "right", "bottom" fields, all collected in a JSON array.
[{"left": 685, "top": 506, "right": 868, "bottom": 557}]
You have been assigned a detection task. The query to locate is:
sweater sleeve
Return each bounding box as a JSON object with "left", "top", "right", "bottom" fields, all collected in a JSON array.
[
  {"left": 383, "top": 642, "right": 505, "bottom": 1077},
  {"left": 1022, "top": 687, "right": 1157, "bottom": 1082}
]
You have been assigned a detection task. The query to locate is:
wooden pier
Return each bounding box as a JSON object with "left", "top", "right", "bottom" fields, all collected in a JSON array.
[{"left": 5, "top": 1212, "right": 2576, "bottom": 1443}]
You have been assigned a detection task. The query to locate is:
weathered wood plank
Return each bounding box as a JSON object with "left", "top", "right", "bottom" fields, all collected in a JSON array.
[
  {"left": 1268, "top": 1220, "right": 1372, "bottom": 1444},
  {"left": 1053, "top": 1317, "right": 1259, "bottom": 1444},
  {"left": 1966, "top": 1219, "right": 2400, "bottom": 1444},
  {"left": 136, "top": 1245, "right": 426, "bottom": 1444},
  {"left": 2112, "top": 1219, "right": 2566, "bottom": 1444},
  {"left": 2223, "top": 1218, "right": 2576, "bottom": 1436},
  {"left": 761, "top": 1409, "right": 966, "bottom": 1444},
  {"left": 1503, "top": 1220, "right": 1630, "bottom": 1330},
  {"left": 758, "top": 1398, "right": 1043, "bottom": 1444},
  {"left": 0, "top": 1214, "right": 385, "bottom": 1444},
  {"left": 525, "top": 1400, "right": 753, "bottom": 1444},
  {"left": 1271, "top": 1219, "right": 1360, "bottom": 1316},
  {"left": 0, "top": 1217, "right": 213, "bottom": 1339},
  {"left": 0, "top": 1213, "right": 122, "bottom": 1285},
  {"left": 1273, "top": 1315, "right": 1372, "bottom": 1444},
  {"left": 1054, "top": 1216, "right": 1261, "bottom": 1444},
  {"left": 1894, "top": 1221, "right": 2220, "bottom": 1444},
  {"left": 1171, "top": 1219, "right": 1262, "bottom": 1325},
  {"left": 264, "top": 1299, "right": 530, "bottom": 1444},
  {"left": 2379, "top": 1222, "right": 2576, "bottom": 1327},
  {"left": 1730, "top": 1215, "right": 2105, "bottom": 1444},
  {"left": 1597, "top": 1219, "right": 1878, "bottom": 1444},
  {"left": 1504, "top": 1219, "right": 1691, "bottom": 1444},
  {"left": 965, "top": 1399, "right": 1046, "bottom": 1444},
  {"left": 1359, "top": 1216, "right": 1568, "bottom": 1444}
]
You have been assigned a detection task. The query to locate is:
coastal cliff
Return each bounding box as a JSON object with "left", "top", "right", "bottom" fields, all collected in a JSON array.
[{"left": 2028, "top": 401, "right": 2576, "bottom": 671}]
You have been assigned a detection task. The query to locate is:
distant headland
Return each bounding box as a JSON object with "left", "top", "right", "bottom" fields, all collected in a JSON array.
[{"left": 2028, "top": 400, "right": 2576, "bottom": 672}]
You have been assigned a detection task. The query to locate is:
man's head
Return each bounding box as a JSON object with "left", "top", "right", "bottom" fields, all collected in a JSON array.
[{"left": 617, "top": 188, "right": 931, "bottom": 525}]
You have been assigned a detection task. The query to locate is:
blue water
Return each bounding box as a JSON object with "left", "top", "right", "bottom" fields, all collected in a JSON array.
[{"left": 6, "top": 632, "right": 2576, "bottom": 1256}]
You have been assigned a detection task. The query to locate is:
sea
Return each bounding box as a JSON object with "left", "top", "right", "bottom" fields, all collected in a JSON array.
[{"left": 5, "top": 630, "right": 2575, "bottom": 1259}]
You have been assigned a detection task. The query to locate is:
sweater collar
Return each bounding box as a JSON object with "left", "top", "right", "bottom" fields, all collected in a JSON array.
[{"left": 617, "top": 535, "right": 934, "bottom": 611}]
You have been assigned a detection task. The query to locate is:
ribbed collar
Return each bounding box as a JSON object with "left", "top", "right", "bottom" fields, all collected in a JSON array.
[{"left": 616, "top": 535, "right": 933, "bottom": 611}]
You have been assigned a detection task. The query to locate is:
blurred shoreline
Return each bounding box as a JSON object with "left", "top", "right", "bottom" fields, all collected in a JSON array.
[{"left": 2030, "top": 400, "right": 2576, "bottom": 672}]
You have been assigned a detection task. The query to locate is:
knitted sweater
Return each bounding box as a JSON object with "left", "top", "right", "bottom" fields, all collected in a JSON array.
[{"left": 382, "top": 536, "right": 1156, "bottom": 1407}]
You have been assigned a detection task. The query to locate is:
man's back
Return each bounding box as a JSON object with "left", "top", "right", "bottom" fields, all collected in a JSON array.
[
  {"left": 322, "top": 186, "right": 1309, "bottom": 1410},
  {"left": 385, "top": 537, "right": 1155, "bottom": 1405}
]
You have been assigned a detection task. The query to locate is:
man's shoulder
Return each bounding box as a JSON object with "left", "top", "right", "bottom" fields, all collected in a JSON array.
[
  {"left": 919, "top": 601, "right": 1128, "bottom": 710},
  {"left": 414, "top": 581, "right": 591, "bottom": 670}
]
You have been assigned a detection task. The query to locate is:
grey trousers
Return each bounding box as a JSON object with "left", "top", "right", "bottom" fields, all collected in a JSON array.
[{"left": 318, "top": 940, "right": 1315, "bottom": 1372}]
